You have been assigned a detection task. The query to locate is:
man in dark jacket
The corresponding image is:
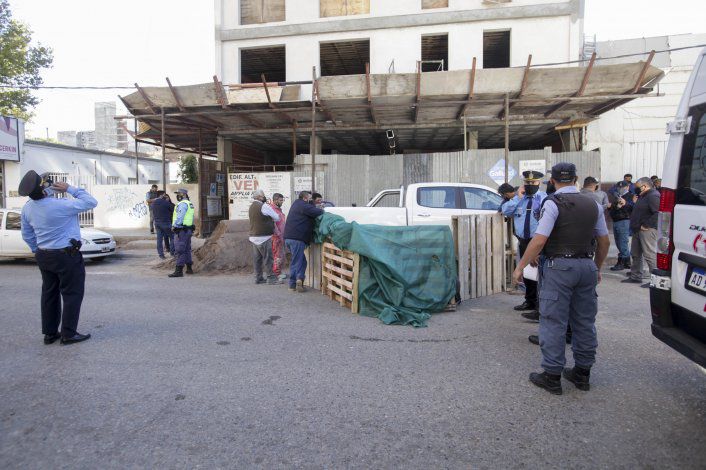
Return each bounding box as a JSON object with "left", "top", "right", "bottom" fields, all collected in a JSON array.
[
  {"left": 152, "top": 191, "right": 175, "bottom": 259},
  {"left": 284, "top": 191, "right": 324, "bottom": 292},
  {"left": 608, "top": 181, "right": 634, "bottom": 270},
  {"left": 622, "top": 177, "right": 660, "bottom": 287}
]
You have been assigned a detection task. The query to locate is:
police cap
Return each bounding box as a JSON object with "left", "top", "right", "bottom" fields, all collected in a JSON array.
[
  {"left": 522, "top": 170, "right": 544, "bottom": 181},
  {"left": 18, "top": 169, "right": 50, "bottom": 200},
  {"left": 174, "top": 188, "right": 189, "bottom": 196},
  {"left": 551, "top": 162, "right": 577, "bottom": 183}
]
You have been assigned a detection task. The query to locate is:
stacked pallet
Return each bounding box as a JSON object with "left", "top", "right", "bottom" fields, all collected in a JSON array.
[{"left": 321, "top": 242, "right": 360, "bottom": 314}]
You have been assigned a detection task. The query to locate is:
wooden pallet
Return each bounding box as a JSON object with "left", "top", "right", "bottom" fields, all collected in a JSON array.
[{"left": 321, "top": 242, "right": 360, "bottom": 314}]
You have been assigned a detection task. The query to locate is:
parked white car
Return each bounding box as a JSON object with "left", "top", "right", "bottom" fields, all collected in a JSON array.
[
  {"left": 0, "top": 208, "right": 117, "bottom": 260},
  {"left": 326, "top": 182, "right": 504, "bottom": 227}
]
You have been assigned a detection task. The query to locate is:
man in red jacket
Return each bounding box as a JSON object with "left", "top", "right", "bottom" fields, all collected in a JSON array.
[{"left": 269, "top": 193, "right": 287, "bottom": 282}]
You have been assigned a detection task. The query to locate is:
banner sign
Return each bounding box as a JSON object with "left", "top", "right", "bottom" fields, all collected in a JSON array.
[
  {"left": 488, "top": 159, "right": 517, "bottom": 186},
  {"left": 519, "top": 159, "right": 546, "bottom": 176},
  {"left": 0, "top": 116, "right": 22, "bottom": 162},
  {"left": 228, "top": 172, "right": 292, "bottom": 220}
]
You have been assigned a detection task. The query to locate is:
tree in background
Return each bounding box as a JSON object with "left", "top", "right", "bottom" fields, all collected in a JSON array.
[
  {"left": 0, "top": 0, "right": 53, "bottom": 121},
  {"left": 178, "top": 155, "right": 199, "bottom": 184}
]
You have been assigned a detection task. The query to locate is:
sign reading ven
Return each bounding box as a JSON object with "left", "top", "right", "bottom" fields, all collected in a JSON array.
[{"left": 228, "top": 172, "right": 292, "bottom": 220}]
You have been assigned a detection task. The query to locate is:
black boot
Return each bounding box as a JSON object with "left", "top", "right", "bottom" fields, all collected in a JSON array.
[
  {"left": 513, "top": 301, "right": 536, "bottom": 311},
  {"left": 563, "top": 366, "right": 591, "bottom": 391},
  {"left": 610, "top": 258, "right": 625, "bottom": 271},
  {"left": 169, "top": 265, "right": 184, "bottom": 278},
  {"left": 529, "top": 371, "right": 563, "bottom": 395},
  {"left": 623, "top": 258, "right": 631, "bottom": 270},
  {"left": 521, "top": 310, "right": 540, "bottom": 322},
  {"left": 185, "top": 264, "right": 194, "bottom": 275}
]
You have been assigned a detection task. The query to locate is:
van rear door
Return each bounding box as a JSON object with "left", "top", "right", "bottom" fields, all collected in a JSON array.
[{"left": 671, "top": 102, "right": 706, "bottom": 321}]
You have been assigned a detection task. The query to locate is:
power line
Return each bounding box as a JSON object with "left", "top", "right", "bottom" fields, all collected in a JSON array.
[
  {"left": 0, "top": 85, "right": 135, "bottom": 90},
  {"left": 1, "top": 43, "right": 704, "bottom": 90},
  {"left": 521, "top": 43, "right": 706, "bottom": 68}
]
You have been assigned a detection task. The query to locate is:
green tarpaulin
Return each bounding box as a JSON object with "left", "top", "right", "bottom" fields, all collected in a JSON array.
[{"left": 314, "top": 213, "right": 457, "bottom": 327}]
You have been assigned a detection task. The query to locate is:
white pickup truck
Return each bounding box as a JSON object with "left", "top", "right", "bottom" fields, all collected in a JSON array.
[{"left": 326, "top": 182, "right": 503, "bottom": 227}]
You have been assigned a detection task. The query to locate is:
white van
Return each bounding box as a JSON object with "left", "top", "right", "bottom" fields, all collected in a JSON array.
[{"left": 650, "top": 47, "right": 706, "bottom": 367}]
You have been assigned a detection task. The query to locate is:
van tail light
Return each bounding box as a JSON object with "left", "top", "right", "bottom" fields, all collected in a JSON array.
[{"left": 656, "top": 187, "right": 676, "bottom": 271}]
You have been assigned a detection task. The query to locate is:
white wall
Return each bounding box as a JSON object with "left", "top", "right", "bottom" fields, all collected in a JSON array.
[
  {"left": 92, "top": 183, "right": 200, "bottom": 230},
  {"left": 217, "top": 0, "right": 575, "bottom": 30},
  {"left": 217, "top": 0, "right": 581, "bottom": 97},
  {"left": 586, "top": 33, "right": 706, "bottom": 182}
]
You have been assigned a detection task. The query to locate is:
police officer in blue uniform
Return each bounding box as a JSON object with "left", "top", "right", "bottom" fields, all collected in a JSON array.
[
  {"left": 502, "top": 170, "right": 547, "bottom": 318},
  {"left": 18, "top": 171, "right": 98, "bottom": 345},
  {"left": 513, "top": 163, "right": 610, "bottom": 395}
]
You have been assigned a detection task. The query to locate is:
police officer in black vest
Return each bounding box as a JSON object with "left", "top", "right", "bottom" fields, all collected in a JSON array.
[{"left": 513, "top": 163, "right": 610, "bottom": 395}]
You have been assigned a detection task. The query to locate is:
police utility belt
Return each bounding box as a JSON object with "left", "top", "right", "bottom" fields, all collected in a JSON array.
[
  {"left": 173, "top": 225, "right": 196, "bottom": 232},
  {"left": 37, "top": 239, "right": 82, "bottom": 256},
  {"left": 545, "top": 253, "right": 594, "bottom": 260}
]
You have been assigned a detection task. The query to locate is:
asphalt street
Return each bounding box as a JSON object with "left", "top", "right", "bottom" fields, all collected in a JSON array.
[{"left": 0, "top": 248, "right": 704, "bottom": 469}]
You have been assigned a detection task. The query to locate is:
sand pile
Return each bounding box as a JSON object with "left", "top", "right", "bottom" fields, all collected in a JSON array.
[{"left": 155, "top": 220, "right": 255, "bottom": 275}]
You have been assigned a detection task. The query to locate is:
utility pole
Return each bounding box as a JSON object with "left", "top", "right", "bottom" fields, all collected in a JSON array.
[
  {"left": 310, "top": 66, "right": 317, "bottom": 193},
  {"left": 161, "top": 108, "right": 166, "bottom": 191},
  {"left": 134, "top": 119, "right": 139, "bottom": 184}
]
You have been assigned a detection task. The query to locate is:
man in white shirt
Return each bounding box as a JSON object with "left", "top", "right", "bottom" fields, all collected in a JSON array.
[{"left": 248, "top": 189, "right": 281, "bottom": 284}]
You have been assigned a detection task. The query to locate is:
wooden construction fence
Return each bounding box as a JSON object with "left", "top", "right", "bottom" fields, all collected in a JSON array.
[
  {"left": 454, "top": 214, "right": 506, "bottom": 301},
  {"left": 304, "top": 243, "right": 322, "bottom": 290}
]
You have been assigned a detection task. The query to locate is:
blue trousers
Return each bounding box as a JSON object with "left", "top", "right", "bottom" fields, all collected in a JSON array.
[
  {"left": 35, "top": 249, "right": 85, "bottom": 337},
  {"left": 538, "top": 258, "right": 598, "bottom": 375},
  {"left": 285, "top": 239, "right": 307, "bottom": 288},
  {"left": 174, "top": 229, "right": 193, "bottom": 267},
  {"left": 155, "top": 222, "right": 174, "bottom": 257},
  {"left": 612, "top": 219, "right": 631, "bottom": 260}
]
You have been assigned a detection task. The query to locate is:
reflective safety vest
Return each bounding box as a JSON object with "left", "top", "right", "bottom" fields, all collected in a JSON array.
[{"left": 172, "top": 199, "right": 195, "bottom": 227}]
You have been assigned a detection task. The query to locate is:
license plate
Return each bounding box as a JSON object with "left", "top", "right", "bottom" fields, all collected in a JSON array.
[
  {"left": 101, "top": 246, "right": 111, "bottom": 253},
  {"left": 687, "top": 267, "right": 706, "bottom": 293}
]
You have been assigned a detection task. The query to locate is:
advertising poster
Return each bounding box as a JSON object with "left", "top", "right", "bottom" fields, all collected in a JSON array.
[
  {"left": 519, "top": 160, "right": 546, "bottom": 176},
  {"left": 0, "top": 116, "right": 22, "bottom": 162},
  {"left": 228, "top": 172, "right": 292, "bottom": 220},
  {"left": 488, "top": 159, "right": 517, "bottom": 186}
]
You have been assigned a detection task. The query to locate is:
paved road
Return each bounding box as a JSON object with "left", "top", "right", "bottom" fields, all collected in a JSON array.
[{"left": 0, "top": 250, "right": 704, "bottom": 469}]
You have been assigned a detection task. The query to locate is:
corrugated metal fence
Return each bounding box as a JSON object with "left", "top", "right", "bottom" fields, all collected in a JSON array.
[{"left": 294, "top": 149, "right": 601, "bottom": 206}]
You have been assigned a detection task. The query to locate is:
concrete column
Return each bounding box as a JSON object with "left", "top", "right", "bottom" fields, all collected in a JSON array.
[
  {"left": 559, "top": 129, "right": 582, "bottom": 151},
  {"left": 309, "top": 135, "right": 322, "bottom": 156},
  {"left": 217, "top": 136, "right": 233, "bottom": 164},
  {"left": 466, "top": 131, "right": 478, "bottom": 150}
]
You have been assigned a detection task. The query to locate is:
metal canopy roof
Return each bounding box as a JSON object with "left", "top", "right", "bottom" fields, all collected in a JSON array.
[{"left": 120, "top": 57, "right": 664, "bottom": 158}]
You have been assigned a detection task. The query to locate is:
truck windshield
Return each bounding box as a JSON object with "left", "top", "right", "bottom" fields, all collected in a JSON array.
[
  {"left": 372, "top": 192, "right": 400, "bottom": 207},
  {"left": 677, "top": 103, "right": 706, "bottom": 206}
]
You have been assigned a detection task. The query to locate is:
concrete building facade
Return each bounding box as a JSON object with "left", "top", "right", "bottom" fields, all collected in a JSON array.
[
  {"left": 585, "top": 33, "right": 706, "bottom": 182},
  {"left": 215, "top": 0, "right": 585, "bottom": 99},
  {"left": 76, "top": 130, "right": 97, "bottom": 150},
  {"left": 94, "top": 102, "right": 128, "bottom": 152}
]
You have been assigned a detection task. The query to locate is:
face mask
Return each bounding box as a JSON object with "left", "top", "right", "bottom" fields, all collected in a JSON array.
[
  {"left": 176, "top": 194, "right": 184, "bottom": 201},
  {"left": 619, "top": 188, "right": 628, "bottom": 196},
  {"left": 525, "top": 185, "right": 539, "bottom": 196},
  {"left": 43, "top": 187, "right": 56, "bottom": 198}
]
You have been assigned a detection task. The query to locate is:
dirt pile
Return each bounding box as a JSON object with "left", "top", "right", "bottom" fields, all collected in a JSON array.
[{"left": 155, "top": 220, "right": 254, "bottom": 274}]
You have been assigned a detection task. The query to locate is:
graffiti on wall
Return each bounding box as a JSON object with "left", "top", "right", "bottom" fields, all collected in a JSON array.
[{"left": 105, "top": 187, "right": 148, "bottom": 219}]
